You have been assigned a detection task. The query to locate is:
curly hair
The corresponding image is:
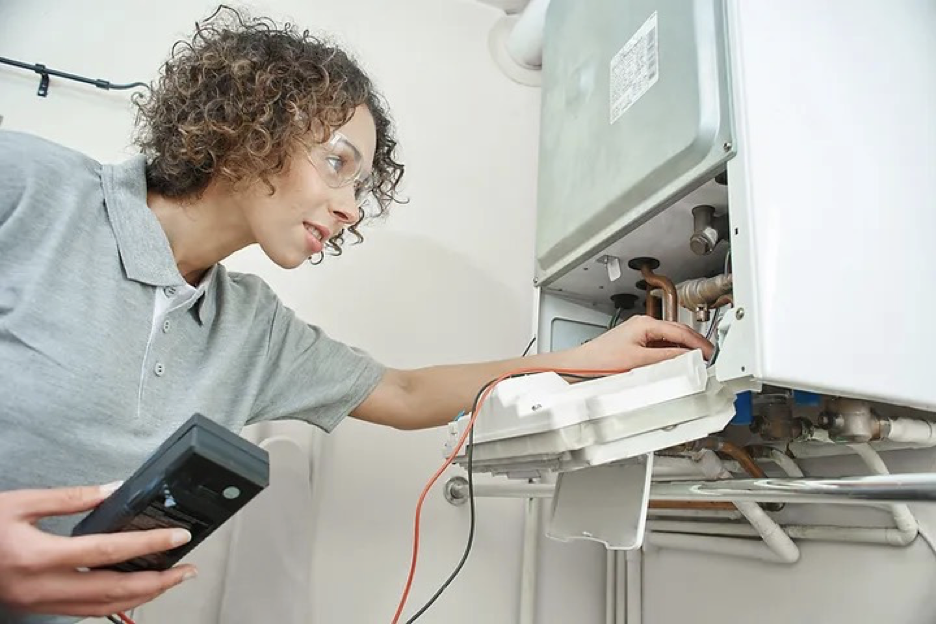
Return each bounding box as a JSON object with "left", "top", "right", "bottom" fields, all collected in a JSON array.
[{"left": 133, "top": 4, "right": 404, "bottom": 256}]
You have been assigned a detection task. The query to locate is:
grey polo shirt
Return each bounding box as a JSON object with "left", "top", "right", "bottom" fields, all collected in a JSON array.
[{"left": 0, "top": 130, "right": 385, "bottom": 624}]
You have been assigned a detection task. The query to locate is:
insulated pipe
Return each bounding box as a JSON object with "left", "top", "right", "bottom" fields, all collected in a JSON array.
[
  {"left": 768, "top": 449, "right": 805, "bottom": 478},
  {"left": 886, "top": 418, "right": 936, "bottom": 445},
  {"left": 647, "top": 508, "right": 744, "bottom": 520},
  {"left": 647, "top": 532, "right": 794, "bottom": 564},
  {"left": 614, "top": 551, "right": 626, "bottom": 624},
  {"left": 505, "top": 0, "right": 550, "bottom": 68},
  {"left": 605, "top": 551, "right": 616, "bottom": 624},
  {"left": 518, "top": 497, "right": 541, "bottom": 624},
  {"left": 649, "top": 500, "right": 738, "bottom": 511},
  {"left": 849, "top": 444, "right": 919, "bottom": 545},
  {"left": 650, "top": 274, "right": 734, "bottom": 311},
  {"left": 819, "top": 405, "right": 936, "bottom": 445},
  {"left": 694, "top": 451, "right": 800, "bottom": 563},
  {"left": 712, "top": 294, "right": 734, "bottom": 308},
  {"left": 625, "top": 550, "right": 642, "bottom": 624},
  {"left": 649, "top": 450, "right": 789, "bottom": 566},
  {"left": 652, "top": 456, "right": 717, "bottom": 477},
  {"left": 649, "top": 520, "right": 921, "bottom": 547}
]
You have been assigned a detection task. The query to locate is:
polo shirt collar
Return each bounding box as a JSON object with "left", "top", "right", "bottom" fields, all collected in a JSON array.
[
  {"left": 194, "top": 264, "right": 219, "bottom": 326},
  {"left": 101, "top": 154, "right": 217, "bottom": 324}
]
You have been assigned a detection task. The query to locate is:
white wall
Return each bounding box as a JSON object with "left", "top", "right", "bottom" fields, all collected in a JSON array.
[{"left": 0, "top": 1, "right": 604, "bottom": 623}]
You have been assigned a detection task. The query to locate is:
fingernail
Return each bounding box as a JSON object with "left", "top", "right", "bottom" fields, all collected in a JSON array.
[
  {"left": 182, "top": 568, "right": 198, "bottom": 582},
  {"left": 171, "top": 529, "right": 192, "bottom": 546},
  {"left": 98, "top": 481, "right": 123, "bottom": 497}
]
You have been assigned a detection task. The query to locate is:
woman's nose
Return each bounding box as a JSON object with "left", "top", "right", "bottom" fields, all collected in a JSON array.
[{"left": 328, "top": 187, "right": 357, "bottom": 225}]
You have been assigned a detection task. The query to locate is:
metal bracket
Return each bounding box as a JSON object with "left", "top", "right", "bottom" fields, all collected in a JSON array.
[{"left": 36, "top": 64, "right": 49, "bottom": 97}]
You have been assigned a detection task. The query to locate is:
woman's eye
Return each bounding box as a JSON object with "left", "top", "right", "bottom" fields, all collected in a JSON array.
[{"left": 326, "top": 155, "right": 344, "bottom": 173}]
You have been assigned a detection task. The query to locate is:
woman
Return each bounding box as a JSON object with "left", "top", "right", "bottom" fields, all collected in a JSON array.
[{"left": 0, "top": 6, "right": 711, "bottom": 621}]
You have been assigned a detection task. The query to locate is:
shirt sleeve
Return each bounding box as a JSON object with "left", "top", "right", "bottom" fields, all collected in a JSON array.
[
  {"left": 0, "top": 131, "right": 94, "bottom": 229},
  {"left": 0, "top": 131, "right": 28, "bottom": 227},
  {"left": 248, "top": 292, "right": 386, "bottom": 432}
]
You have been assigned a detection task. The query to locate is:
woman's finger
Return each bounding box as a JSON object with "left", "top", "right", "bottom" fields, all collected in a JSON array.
[
  {"left": 641, "top": 320, "right": 713, "bottom": 357},
  {"left": 16, "top": 564, "right": 195, "bottom": 607},
  {"left": 41, "top": 528, "right": 191, "bottom": 569},
  {"left": 8, "top": 484, "right": 118, "bottom": 522},
  {"left": 630, "top": 347, "right": 691, "bottom": 368}
]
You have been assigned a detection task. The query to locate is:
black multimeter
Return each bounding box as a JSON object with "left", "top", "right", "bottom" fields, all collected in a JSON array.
[{"left": 71, "top": 414, "right": 270, "bottom": 572}]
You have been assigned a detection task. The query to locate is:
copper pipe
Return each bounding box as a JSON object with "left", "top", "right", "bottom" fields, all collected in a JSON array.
[
  {"left": 716, "top": 441, "right": 767, "bottom": 478},
  {"left": 645, "top": 292, "right": 659, "bottom": 319},
  {"left": 640, "top": 264, "right": 678, "bottom": 322},
  {"left": 649, "top": 500, "right": 737, "bottom": 511},
  {"left": 666, "top": 438, "right": 766, "bottom": 479}
]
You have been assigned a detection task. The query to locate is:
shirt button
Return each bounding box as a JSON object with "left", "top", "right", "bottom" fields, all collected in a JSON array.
[
  {"left": 164, "top": 286, "right": 177, "bottom": 297},
  {"left": 162, "top": 320, "right": 171, "bottom": 333},
  {"left": 154, "top": 363, "right": 165, "bottom": 377}
]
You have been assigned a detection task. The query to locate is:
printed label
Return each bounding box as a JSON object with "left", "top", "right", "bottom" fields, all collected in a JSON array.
[{"left": 610, "top": 12, "right": 659, "bottom": 125}]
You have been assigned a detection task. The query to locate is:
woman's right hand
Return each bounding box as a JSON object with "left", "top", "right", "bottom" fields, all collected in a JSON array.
[{"left": 0, "top": 483, "right": 197, "bottom": 618}]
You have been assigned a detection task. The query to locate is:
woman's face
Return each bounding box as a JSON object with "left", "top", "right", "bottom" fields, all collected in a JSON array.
[{"left": 239, "top": 105, "right": 378, "bottom": 269}]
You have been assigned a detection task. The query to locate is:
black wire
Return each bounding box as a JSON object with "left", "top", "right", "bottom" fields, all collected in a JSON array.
[
  {"left": 405, "top": 369, "right": 608, "bottom": 622},
  {"left": 0, "top": 56, "right": 149, "bottom": 91},
  {"left": 403, "top": 422, "right": 475, "bottom": 623},
  {"left": 705, "top": 308, "right": 726, "bottom": 367},
  {"left": 558, "top": 372, "right": 606, "bottom": 381},
  {"left": 404, "top": 377, "right": 495, "bottom": 623},
  {"left": 105, "top": 616, "right": 121, "bottom": 624},
  {"left": 705, "top": 308, "right": 722, "bottom": 342},
  {"left": 520, "top": 336, "right": 536, "bottom": 358}
]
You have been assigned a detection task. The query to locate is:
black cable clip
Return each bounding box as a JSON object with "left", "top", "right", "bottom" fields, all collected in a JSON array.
[{"left": 35, "top": 63, "right": 50, "bottom": 97}]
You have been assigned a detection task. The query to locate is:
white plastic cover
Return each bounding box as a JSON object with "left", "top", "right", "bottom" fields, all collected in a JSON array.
[{"left": 445, "top": 351, "right": 740, "bottom": 478}]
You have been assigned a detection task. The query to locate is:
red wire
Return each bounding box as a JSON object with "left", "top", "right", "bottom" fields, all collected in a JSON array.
[
  {"left": 116, "top": 613, "right": 135, "bottom": 624},
  {"left": 390, "top": 366, "right": 630, "bottom": 623}
]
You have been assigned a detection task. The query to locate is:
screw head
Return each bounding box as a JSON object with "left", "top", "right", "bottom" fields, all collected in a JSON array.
[
  {"left": 723, "top": 141, "right": 733, "bottom": 151},
  {"left": 735, "top": 308, "right": 745, "bottom": 320}
]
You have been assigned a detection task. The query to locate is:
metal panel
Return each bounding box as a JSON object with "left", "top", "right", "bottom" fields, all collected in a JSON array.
[
  {"left": 536, "top": 291, "right": 611, "bottom": 354},
  {"left": 719, "top": 0, "right": 936, "bottom": 410},
  {"left": 536, "top": 0, "right": 733, "bottom": 284}
]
